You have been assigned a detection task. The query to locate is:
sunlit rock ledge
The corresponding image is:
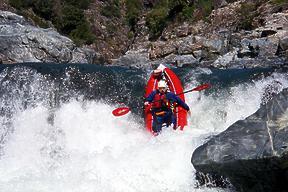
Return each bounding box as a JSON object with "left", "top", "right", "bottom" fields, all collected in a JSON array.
[
  {"left": 120, "top": 2, "right": 288, "bottom": 69},
  {"left": 0, "top": 11, "right": 97, "bottom": 64},
  {"left": 192, "top": 85, "right": 288, "bottom": 192}
]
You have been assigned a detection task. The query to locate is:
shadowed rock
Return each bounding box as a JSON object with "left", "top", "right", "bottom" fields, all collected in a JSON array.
[
  {"left": 0, "top": 11, "right": 97, "bottom": 64},
  {"left": 192, "top": 87, "right": 288, "bottom": 192}
]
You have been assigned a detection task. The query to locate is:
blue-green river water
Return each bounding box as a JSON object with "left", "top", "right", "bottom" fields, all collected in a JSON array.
[{"left": 0, "top": 63, "right": 287, "bottom": 192}]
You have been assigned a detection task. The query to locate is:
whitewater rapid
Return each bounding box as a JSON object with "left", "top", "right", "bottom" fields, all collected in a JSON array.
[{"left": 0, "top": 66, "right": 287, "bottom": 192}]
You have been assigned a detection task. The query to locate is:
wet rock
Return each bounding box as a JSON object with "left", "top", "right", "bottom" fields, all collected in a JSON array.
[{"left": 192, "top": 87, "right": 288, "bottom": 192}]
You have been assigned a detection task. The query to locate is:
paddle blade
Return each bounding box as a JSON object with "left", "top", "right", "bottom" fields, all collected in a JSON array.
[
  {"left": 112, "top": 107, "right": 131, "bottom": 116},
  {"left": 192, "top": 83, "right": 211, "bottom": 91}
]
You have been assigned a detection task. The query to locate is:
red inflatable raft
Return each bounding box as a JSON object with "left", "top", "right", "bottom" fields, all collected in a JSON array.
[{"left": 144, "top": 64, "right": 188, "bottom": 133}]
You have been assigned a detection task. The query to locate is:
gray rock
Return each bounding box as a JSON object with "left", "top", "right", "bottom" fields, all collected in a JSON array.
[
  {"left": 240, "top": 37, "right": 279, "bottom": 58},
  {"left": 212, "top": 49, "right": 239, "bottom": 68},
  {"left": 278, "top": 31, "right": 288, "bottom": 51},
  {"left": 0, "top": 11, "right": 28, "bottom": 25},
  {"left": 174, "top": 54, "right": 198, "bottom": 67},
  {"left": 192, "top": 87, "right": 288, "bottom": 192},
  {"left": 195, "top": 36, "right": 226, "bottom": 53},
  {"left": 113, "top": 50, "right": 150, "bottom": 67},
  {"left": 0, "top": 11, "right": 97, "bottom": 64}
]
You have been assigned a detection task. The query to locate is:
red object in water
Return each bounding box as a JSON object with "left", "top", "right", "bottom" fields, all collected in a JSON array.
[
  {"left": 112, "top": 107, "right": 130, "bottom": 116},
  {"left": 144, "top": 64, "right": 188, "bottom": 133}
]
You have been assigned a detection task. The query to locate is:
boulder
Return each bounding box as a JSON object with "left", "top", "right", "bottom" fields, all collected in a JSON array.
[
  {"left": 0, "top": 11, "right": 97, "bottom": 64},
  {"left": 192, "top": 87, "right": 288, "bottom": 191}
]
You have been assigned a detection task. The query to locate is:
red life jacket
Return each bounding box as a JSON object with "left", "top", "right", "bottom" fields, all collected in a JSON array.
[{"left": 152, "top": 92, "right": 171, "bottom": 110}]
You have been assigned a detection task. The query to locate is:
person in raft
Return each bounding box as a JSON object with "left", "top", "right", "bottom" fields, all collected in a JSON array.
[{"left": 144, "top": 80, "right": 190, "bottom": 134}]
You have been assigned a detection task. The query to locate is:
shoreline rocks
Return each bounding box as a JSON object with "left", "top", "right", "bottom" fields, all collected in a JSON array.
[
  {"left": 0, "top": 11, "right": 97, "bottom": 64},
  {"left": 192, "top": 86, "right": 288, "bottom": 192}
]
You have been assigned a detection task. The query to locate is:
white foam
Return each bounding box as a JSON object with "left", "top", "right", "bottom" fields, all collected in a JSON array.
[
  {"left": 0, "top": 101, "right": 219, "bottom": 192},
  {"left": 0, "top": 70, "right": 287, "bottom": 192}
]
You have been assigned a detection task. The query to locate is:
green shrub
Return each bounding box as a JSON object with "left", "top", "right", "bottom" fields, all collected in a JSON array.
[
  {"left": 144, "top": 0, "right": 217, "bottom": 38},
  {"left": 64, "top": 0, "right": 92, "bottom": 9},
  {"left": 101, "top": 0, "right": 121, "bottom": 18},
  {"left": 8, "top": 0, "right": 94, "bottom": 46},
  {"left": 56, "top": 5, "right": 85, "bottom": 35},
  {"left": 271, "top": 0, "right": 287, "bottom": 5},
  {"left": 125, "top": 0, "right": 142, "bottom": 30},
  {"left": 21, "top": 10, "right": 50, "bottom": 28},
  {"left": 8, "top": 0, "right": 32, "bottom": 9},
  {"left": 198, "top": 0, "right": 213, "bottom": 17},
  {"left": 32, "top": 0, "right": 54, "bottom": 20},
  {"left": 70, "top": 22, "right": 96, "bottom": 45},
  {"left": 146, "top": 6, "right": 169, "bottom": 39},
  {"left": 127, "top": 31, "right": 134, "bottom": 39},
  {"left": 179, "top": 5, "right": 195, "bottom": 20},
  {"left": 237, "top": 2, "right": 257, "bottom": 30}
]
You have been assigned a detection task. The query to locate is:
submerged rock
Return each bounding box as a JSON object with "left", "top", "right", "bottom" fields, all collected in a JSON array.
[
  {"left": 192, "top": 87, "right": 288, "bottom": 192},
  {"left": 0, "top": 11, "right": 97, "bottom": 64}
]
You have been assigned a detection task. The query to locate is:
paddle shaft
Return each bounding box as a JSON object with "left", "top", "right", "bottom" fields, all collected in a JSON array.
[
  {"left": 150, "top": 84, "right": 209, "bottom": 104},
  {"left": 112, "top": 84, "right": 210, "bottom": 116}
]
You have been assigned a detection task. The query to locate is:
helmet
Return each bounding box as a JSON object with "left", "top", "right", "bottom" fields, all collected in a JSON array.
[
  {"left": 153, "top": 69, "right": 162, "bottom": 78},
  {"left": 158, "top": 80, "right": 168, "bottom": 89}
]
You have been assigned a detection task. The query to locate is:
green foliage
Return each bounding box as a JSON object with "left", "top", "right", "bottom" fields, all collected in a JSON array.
[
  {"left": 8, "top": 0, "right": 22, "bottom": 9},
  {"left": 125, "top": 0, "right": 142, "bottom": 30},
  {"left": 168, "top": 0, "right": 189, "bottom": 9},
  {"left": 32, "top": 0, "right": 54, "bottom": 20},
  {"left": 8, "top": 0, "right": 95, "bottom": 45},
  {"left": 146, "top": 6, "right": 168, "bottom": 39},
  {"left": 271, "top": 0, "right": 288, "bottom": 5},
  {"left": 127, "top": 31, "right": 134, "bottom": 39},
  {"left": 64, "top": 0, "right": 92, "bottom": 9},
  {"left": 237, "top": 2, "right": 257, "bottom": 30},
  {"left": 144, "top": 0, "right": 216, "bottom": 38},
  {"left": 198, "top": 0, "right": 213, "bottom": 17},
  {"left": 70, "top": 22, "right": 96, "bottom": 45},
  {"left": 179, "top": 5, "right": 195, "bottom": 20},
  {"left": 101, "top": 0, "right": 121, "bottom": 18},
  {"left": 8, "top": 0, "right": 32, "bottom": 9},
  {"left": 57, "top": 5, "right": 85, "bottom": 35},
  {"left": 21, "top": 10, "right": 50, "bottom": 28},
  {"left": 106, "top": 22, "right": 118, "bottom": 35},
  {"left": 225, "top": 0, "right": 239, "bottom": 3}
]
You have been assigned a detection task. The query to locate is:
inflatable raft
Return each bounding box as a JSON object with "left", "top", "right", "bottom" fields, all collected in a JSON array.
[{"left": 144, "top": 64, "right": 188, "bottom": 133}]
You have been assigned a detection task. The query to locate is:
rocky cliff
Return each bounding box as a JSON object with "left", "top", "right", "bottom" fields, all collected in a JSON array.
[
  {"left": 0, "top": 0, "right": 287, "bottom": 67},
  {"left": 192, "top": 83, "right": 288, "bottom": 191},
  {"left": 123, "top": 0, "right": 288, "bottom": 68},
  {"left": 0, "top": 11, "right": 97, "bottom": 64}
]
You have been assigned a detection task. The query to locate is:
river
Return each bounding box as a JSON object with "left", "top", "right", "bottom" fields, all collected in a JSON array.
[{"left": 0, "top": 63, "right": 287, "bottom": 192}]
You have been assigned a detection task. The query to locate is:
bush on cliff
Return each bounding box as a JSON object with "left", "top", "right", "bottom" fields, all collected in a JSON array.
[
  {"left": 146, "top": 0, "right": 213, "bottom": 39},
  {"left": 271, "top": 0, "right": 288, "bottom": 5},
  {"left": 236, "top": 2, "right": 258, "bottom": 30},
  {"left": 125, "top": 0, "right": 142, "bottom": 31},
  {"left": 8, "top": 0, "right": 95, "bottom": 45},
  {"left": 100, "top": 0, "right": 121, "bottom": 18},
  {"left": 146, "top": 6, "right": 168, "bottom": 40}
]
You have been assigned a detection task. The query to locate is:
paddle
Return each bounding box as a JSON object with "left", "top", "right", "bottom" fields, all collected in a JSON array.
[{"left": 112, "top": 83, "right": 211, "bottom": 117}]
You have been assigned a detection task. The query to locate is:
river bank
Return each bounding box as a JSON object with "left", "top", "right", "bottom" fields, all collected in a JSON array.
[{"left": 0, "top": 1, "right": 287, "bottom": 69}]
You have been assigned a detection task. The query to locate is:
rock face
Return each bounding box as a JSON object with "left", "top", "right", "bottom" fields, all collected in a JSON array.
[
  {"left": 85, "top": 1, "right": 132, "bottom": 64},
  {"left": 125, "top": 1, "right": 288, "bottom": 68},
  {"left": 0, "top": 11, "right": 97, "bottom": 64},
  {"left": 0, "top": 1, "right": 287, "bottom": 66},
  {"left": 192, "top": 87, "right": 288, "bottom": 192}
]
